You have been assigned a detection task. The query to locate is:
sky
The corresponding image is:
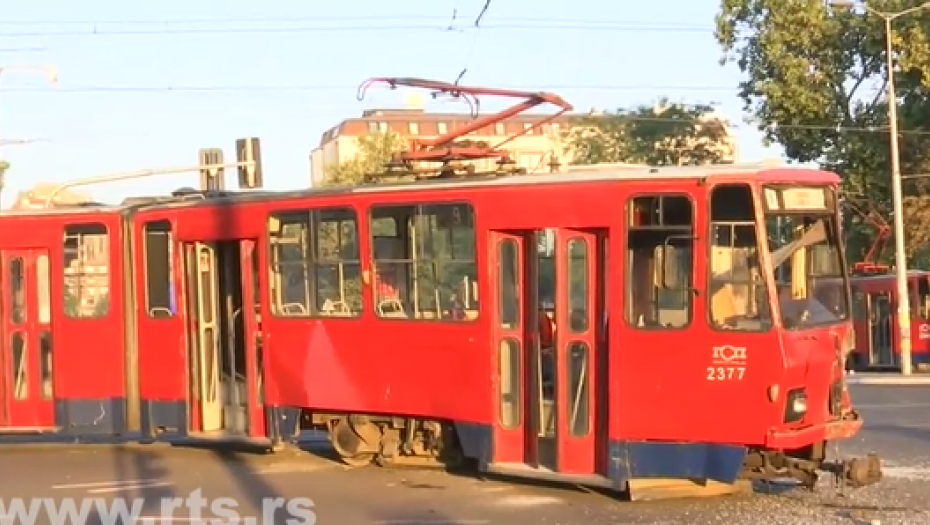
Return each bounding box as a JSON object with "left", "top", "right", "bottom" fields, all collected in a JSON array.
[{"left": 0, "top": 0, "right": 783, "bottom": 208}]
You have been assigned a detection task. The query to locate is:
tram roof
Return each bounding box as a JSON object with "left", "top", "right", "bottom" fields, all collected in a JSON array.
[
  {"left": 0, "top": 161, "right": 838, "bottom": 217},
  {"left": 131, "top": 162, "right": 837, "bottom": 211}
]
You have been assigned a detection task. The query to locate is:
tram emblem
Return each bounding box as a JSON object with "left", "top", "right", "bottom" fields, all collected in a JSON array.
[{"left": 712, "top": 345, "right": 747, "bottom": 364}]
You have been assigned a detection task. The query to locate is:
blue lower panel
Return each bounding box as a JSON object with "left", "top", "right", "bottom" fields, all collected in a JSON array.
[
  {"left": 140, "top": 400, "right": 187, "bottom": 438},
  {"left": 609, "top": 441, "right": 747, "bottom": 485},
  {"left": 55, "top": 398, "right": 127, "bottom": 435},
  {"left": 454, "top": 423, "right": 746, "bottom": 486}
]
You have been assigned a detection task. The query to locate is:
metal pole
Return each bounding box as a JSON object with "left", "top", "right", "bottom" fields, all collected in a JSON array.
[
  {"left": 883, "top": 15, "right": 912, "bottom": 375},
  {"left": 43, "top": 161, "right": 255, "bottom": 208}
]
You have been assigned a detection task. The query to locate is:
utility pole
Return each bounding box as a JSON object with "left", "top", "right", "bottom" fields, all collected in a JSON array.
[{"left": 829, "top": 1, "right": 930, "bottom": 375}]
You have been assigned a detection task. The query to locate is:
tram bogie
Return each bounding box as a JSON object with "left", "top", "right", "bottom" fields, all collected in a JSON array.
[{"left": 307, "top": 412, "right": 458, "bottom": 467}]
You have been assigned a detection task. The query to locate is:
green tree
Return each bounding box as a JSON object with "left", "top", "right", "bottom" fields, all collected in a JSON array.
[
  {"left": 716, "top": 0, "right": 930, "bottom": 262},
  {"left": 323, "top": 131, "right": 409, "bottom": 186},
  {"left": 565, "top": 100, "right": 734, "bottom": 166},
  {"left": 0, "top": 161, "right": 8, "bottom": 194}
]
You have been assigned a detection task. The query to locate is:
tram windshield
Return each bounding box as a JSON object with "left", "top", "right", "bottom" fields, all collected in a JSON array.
[{"left": 767, "top": 213, "right": 848, "bottom": 329}]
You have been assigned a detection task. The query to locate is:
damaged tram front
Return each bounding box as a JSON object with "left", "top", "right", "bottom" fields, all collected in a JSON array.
[{"left": 700, "top": 178, "right": 880, "bottom": 489}]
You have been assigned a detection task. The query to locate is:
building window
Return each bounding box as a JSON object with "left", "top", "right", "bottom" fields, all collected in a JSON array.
[
  {"left": 523, "top": 123, "right": 534, "bottom": 134},
  {"left": 495, "top": 123, "right": 506, "bottom": 135},
  {"left": 625, "top": 195, "right": 694, "bottom": 329},
  {"left": 369, "top": 203, "right": 478, "bottom": 321},
  {"left": 267, "top": 208, "right": 362, "bottom": 317},
  {"left": 408, "top": 122, "right": 420, "bottom": 135},
  {"left": 63, "top": 224, "right": 111, "bottom": 318},
  {"left": 437, "top": 122, "right": 448, "bottom": 135},
  {"left": 367, "top": 122, "right": 379, "bottom": 133},
  {"left": 378, "top": 122, "right": 388, "bottom": 133}
]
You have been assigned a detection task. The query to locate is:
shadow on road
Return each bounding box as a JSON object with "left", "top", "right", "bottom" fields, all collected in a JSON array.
[{"left": 79, "top": 445, "right": 177, "bottom": 525}]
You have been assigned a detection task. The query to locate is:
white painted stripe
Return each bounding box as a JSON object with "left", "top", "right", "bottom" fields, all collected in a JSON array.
[
  {"left": 52, "top": 478, "right": 165, "bottom": 490},
  {"left": 87, "top": 481, "right": 175, "bottom": 494},
  {"left": 133, "top": 519, "right": 214, "bottom": 524},
  {"left": 373, "top": 521, "right": 490, "bottom": 524},
  {"left": 856, "top": 402, "right": 930, "bottom": 409}
]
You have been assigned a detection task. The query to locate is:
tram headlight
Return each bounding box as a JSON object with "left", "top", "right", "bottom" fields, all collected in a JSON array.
[{"left": 784, "top": 389, "right": 808, "bottom": 424}]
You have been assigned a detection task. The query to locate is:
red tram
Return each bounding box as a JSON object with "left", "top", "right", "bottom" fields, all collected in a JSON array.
[
  {"left": 0, "top": 164, "right": 882, "bottom": 496},
  {"left": 848, "top": 271, "right": 930, "bottom": 370},
  {"left": 0, "top": 78, "right": 883, "bottom": 499}
]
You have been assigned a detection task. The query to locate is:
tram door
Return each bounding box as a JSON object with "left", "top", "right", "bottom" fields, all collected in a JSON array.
[
  {"left": 0, "top": 249, "right": 54, "bottom": 428},
  {"left": 184, "top": 240, "right": 264, "bottom": 436},
  {"left": 489, "top": 228, "right": 607, "bottom": 476},
  {"left": 866, "top": 291, "right": 895, "bottom": 366}
]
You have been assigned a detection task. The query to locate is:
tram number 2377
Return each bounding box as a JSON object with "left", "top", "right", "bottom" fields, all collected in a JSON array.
[{"left": 706, "top": 366, "right": 746, "bottom": 381}]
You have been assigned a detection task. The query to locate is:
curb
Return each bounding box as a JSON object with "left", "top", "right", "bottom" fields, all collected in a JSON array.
[{"left": 845, "top": 374, "right": 930, "bottom": 385}]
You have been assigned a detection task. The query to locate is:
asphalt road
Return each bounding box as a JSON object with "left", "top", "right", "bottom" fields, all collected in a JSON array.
[{"left": 0, "top": 385, "right": 926, "bottom": 525}]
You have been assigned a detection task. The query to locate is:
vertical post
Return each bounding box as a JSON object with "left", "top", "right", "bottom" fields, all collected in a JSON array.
[{"left": 884, "top": 16, "right": 912, "bottom": 375}]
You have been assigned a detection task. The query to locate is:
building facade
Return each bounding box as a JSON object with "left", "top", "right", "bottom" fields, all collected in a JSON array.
[{"left": 310, "top": 101, "right": 739, "bottom": 186}]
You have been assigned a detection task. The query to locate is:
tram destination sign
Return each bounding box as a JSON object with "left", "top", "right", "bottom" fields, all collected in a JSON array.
[{"left": 763, "top": 186, "right": 833, "bottom": 213}]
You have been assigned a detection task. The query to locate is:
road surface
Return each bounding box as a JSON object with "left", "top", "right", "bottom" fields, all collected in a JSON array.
[{"left": 0, "top": 384, "right": 926, "bottom": 525}]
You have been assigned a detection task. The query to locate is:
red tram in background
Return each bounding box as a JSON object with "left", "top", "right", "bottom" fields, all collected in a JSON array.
[
  {"left": 841, "top": 199, "right": 930, "bottom": 370},
  {"left": 0, "top": 78, "right": 883, "bottom": 499},
  {"left": 848, "top": 271, "right": 930, "bottom": 370}
]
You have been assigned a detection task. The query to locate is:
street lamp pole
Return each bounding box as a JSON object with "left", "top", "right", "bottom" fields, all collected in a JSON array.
[{"left": 829, "top": 1, "right": 930, "bottom": 375}]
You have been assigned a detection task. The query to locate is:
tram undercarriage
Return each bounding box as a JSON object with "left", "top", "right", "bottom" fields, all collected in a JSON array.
[
  {"left": 740, "top": 447, "right": 882, "bottom": 490},
  {"left": 310, "top": 413, "right": 466, "bottom": 468},
  {"left": 307, "top": 411, "right": 882, "bottom": 495}
]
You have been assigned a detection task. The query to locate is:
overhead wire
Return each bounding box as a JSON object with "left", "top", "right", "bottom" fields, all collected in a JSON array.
[
  {"left": 451, "top": 0, "right": 492, "bottom": 85},
  {"left": 0, "top": 83, "right": 740, "bottom": 93},
  {"left": 0, "top": 21, "right": 713, "bottom": 38}
]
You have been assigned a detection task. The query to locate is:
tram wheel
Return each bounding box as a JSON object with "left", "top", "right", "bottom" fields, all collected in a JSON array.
[
  {"left": 339, "top": 452, "right": 376, "bottom": 467},
  {"left": 328, "top": 418, "right": 379, "bottom": 467}
]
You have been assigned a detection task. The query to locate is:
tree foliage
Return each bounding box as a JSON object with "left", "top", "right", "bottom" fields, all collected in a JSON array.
[
  {"left": 0, "top": 161, "right": 8, "bottom": 194},
  {"left": 322, "top": 132, "right": 409, "bottom": 186},
  {"left": 716, "top": 0, "right": 930, "bottom": 264},
  {"left": 565, "top": 99, "right": 734, "bottom": 166}
]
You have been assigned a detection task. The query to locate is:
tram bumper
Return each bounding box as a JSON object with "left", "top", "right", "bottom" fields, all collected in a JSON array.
[
  {"left": 765, "top": 410, "right": 883, "bottom": 489},
  {"left": 765, "top": 410, "right": 863, "bottom": 450}
]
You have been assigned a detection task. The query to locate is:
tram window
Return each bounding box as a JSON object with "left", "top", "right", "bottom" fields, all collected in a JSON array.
[
  {"left": 143, "top": 221, "right": 174, "bottom": 319},
  {"left": 567, "top": 238, "right": 589, "bottom": 333},
  {"left": 267, "top": 208, "right": 362, "bottom": 317},
  {"left": 498, "top": 239, "right": 520, "bottom": 329},
  {"left": 369, "top": 203, "right": 478, "bottom": 321},
  {"left": 625, "top": 194, "right": 693, "bottom": 329},
  {"left": 708, "top": 184, "right": 771, "bottom": 331},
  {"left": 40, "top": 331, "right": 53, "bottom": 400},
  {"left": 11, "top": 332, "right": 26, "bottom": 400},
  {"left": 567, "top": 342, "right": 590, "bottom": 437},
  {"left": 767, "top": 198, "right": 848, "bottom": 329},
  {"left": 852, "top": 289, "right": 868, "bottom": 321},
  {"left": 36, "top": 254, "right": 51, "bottom": 325},
  {"left": 62, "top": 224, "right": 111, "bottom": 319},
  {"left": 917, "top": 280, "right": 930, "bottom": 319},
  {"left": 498, "top": 338, "right": 521, "bottom": 428},
  {"left": 8, "top": 257, "right": 25, "bottom": 325}
]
